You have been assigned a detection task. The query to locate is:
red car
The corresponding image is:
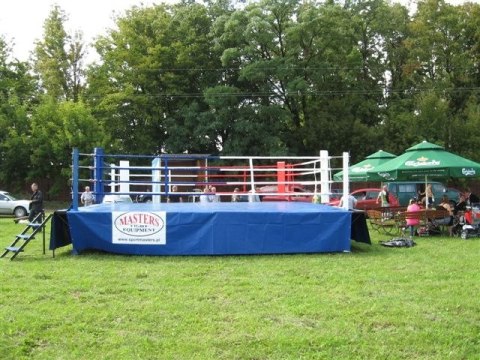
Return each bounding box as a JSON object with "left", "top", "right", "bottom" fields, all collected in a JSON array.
[{"left": 329, "top": 188, "right": 399, "bottom": 210}]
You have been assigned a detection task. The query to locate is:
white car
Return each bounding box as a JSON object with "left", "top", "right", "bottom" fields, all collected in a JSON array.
[
  {"left": 102, "top": 194, "right": 133, "bottom": 204},
  {"left": 0, "top": 191, "right": 30, "bottom": 218}
]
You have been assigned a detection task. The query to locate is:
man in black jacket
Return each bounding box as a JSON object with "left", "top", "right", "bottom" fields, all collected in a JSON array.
[{"left": 28, "top": 183, "right": 43, "bottom": 223}]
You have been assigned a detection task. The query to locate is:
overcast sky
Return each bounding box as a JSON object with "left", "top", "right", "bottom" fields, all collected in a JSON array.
[
  {"left": 0, "top": 0, "right": 476, "bottom": 64},
  {"left": 0, "top": 0, "right": 169, "bottom": 62}
]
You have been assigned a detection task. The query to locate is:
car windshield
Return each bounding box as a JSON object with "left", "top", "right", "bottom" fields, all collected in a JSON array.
[
  {"left": 103, "top": 195, "right": 132, "bottom": 203},
  {"left": 3, "top": 192, "right": 17, "bottom": 200},
  {"left": 353, "top": 192, "right": 366, "bottom": 200},
  {"left": 293, "top": 187, "right": 306, "bottom": 193},
  {"left": 367, "top": 191, "right": 379, "bottom": 199},
  {"left": 432, "top": 184, "right": 445, "bottom": 193}
]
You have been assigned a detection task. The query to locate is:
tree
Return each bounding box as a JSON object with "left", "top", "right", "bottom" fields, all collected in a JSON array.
[
  {"left": 216, "top": 0, "right": 385, "bottom": 156},
  {"left": 401, "top": 0, "right": 480, "bottom": 155},
  {"left": 0, "top": 36, "right": 36, "bottom": 191},
  {"left": 33, "top": 5, "right": 85, "bottom": 101},
  {"left": 28, "top": 98, "right": 109, "bottom": 196},
  {"left": 87, "top": 2, "right": 225, "bottom": 154}
]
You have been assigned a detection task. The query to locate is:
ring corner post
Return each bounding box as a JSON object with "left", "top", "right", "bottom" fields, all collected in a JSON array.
[
  {"left": 342, "top": 152, "right": 350, "bottom": 210},
  {"left": 277, "top": 161, "right": 286, "bottom": 194},
  {"left": 72, "top": 148, "right": 79, "bottom": 210},
  {"left": 249, "top": 158, "right": 255, "bottom": 193},
  {"left": 163, "top": 157, "right": 170, "bottom": 202},
  {"left": 94, "top": 147, "right": 105, "bottom": 204},
  {"left": 152, "top": 156, "right": 161, "bottom": 204},
  {"left": 320, "top": 150, "right": 330, "bottom": 204}
]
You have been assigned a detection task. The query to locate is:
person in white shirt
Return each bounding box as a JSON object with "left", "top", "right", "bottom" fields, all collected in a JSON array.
[
  {"left": 200, "top": 186, "right": 211, "bottom": 203},
  {"left": 80, "top": 186, "right": 95, "bottom": 206},
  {"left": 231, "top": 188, "right": 240, "bottom": 202},
  {"left": 339, "top": 194, "right": 357, "bottom": 210},
  {"left": 209, "top": 186, "right": 220, "bottom": 202},
  {"left": 248, "top": 188, "right": 261, "bottom": 202}
]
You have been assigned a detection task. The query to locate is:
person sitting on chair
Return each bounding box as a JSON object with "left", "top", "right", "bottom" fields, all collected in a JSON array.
[
  {"left": 406, "top": 198, "right": 421, "bottom": 237},
  {"left": 436, "top": 195, "right": 454, "bottom": 236},
  {"left": 454, "top": 194, "right": 467, "bottom": 215}
]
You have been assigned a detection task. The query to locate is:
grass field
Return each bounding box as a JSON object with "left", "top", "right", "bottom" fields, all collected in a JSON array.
[{"left": 1, "top": 213, "right": 479, "bottom": 359}]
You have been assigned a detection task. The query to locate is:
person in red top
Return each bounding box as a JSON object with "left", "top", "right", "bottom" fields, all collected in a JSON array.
[{"left": 406, "top": 198, "right": 421, "bottom": 237}]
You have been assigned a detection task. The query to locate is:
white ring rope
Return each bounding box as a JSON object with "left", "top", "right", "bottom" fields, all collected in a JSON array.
[{"left": 74, "top": 150, "right": 349, "bottom": 202}]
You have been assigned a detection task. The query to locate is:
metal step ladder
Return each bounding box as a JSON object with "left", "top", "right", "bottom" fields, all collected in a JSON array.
[{"left": 1, "top": 212, "right": 53, "bottom": 260}]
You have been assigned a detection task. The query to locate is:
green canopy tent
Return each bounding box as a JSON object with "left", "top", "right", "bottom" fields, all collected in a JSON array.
[
  {"left": 334, "top": 150, "right": 396, "bottom": 182},
  {"left": 367, "top": 140, "right": 480, "bottom": 206},
  {"left": 368, "top": 141, "right": 480, "bottom": 181}
]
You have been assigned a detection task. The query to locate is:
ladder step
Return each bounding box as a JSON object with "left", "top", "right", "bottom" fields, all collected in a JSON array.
[
  {"left": 16, "top": 234, "right": 33, "bottom": 240},
  {"left": 4, "top": 213, "right": 52, "bottom": 260},
  {"left": 5, "top": 247, "right": 23, "bottom": 253}
]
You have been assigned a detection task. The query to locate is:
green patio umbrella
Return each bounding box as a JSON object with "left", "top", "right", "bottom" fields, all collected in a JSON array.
[
  {"left": 334, "top": 150, "right": 396, "bottom": 182},
  {"left": 367, "top": 141, "right": 480, "bottom": 181}
]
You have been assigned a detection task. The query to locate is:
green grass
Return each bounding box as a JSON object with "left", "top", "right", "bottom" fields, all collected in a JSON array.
[{"left": 1, "top": 215, "right": 479, "bottom": 359}]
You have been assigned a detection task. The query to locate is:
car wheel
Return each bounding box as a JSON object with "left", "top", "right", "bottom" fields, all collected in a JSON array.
[{"left": 14, "top": 206, "right": 27, "bottom": 218}]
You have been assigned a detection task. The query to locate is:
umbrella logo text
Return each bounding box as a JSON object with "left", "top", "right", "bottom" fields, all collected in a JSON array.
[
  {"left": 462, "top": 168, "right": 476, "bottom": 176},
  {"left": 378, "top": 172, "right": 395, "bottom": 180},
  {"left": 352, "top": 164, "right": 373, "bottom": 173},
  {"left": 405, "top": 157, "right": 440, "bottom": 167}
]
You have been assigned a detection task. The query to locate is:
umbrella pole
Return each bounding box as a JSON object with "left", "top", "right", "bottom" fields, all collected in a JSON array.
[{"left": 425, "top": 175, "right": 429, "bottom": 208}]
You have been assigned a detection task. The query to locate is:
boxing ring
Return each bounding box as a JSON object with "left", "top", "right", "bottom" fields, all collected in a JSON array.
[{"left": 51, "top": 148, "right": 367, "bottom": 255}]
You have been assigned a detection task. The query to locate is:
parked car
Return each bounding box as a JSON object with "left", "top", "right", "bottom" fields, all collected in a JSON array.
[
  {"left": 0, "top": 191, "right": 30, "bottom": 218},
  {"left": 136, "top": 188, "right": 202, "bottom": 203},
  {"left": 330, "top": 189, "right": 343, "bottom": 200},
  {"left": 446, "top": 187, "right": 463, "bottom": 204},
  {"left": 102, "top": 194, "right": 133, "bottom": 204},
  {"left": 135, "top": 194, "right": 152, "bottom": 203},
  {"left": 329, "top": 188, "right": 400, "bottom": 210},
  {"left": 259, "top": 185, "right": 313, "bottom": 202},
  {"left": 385, "top": 181, "right": 461, "bottom": 206}
]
